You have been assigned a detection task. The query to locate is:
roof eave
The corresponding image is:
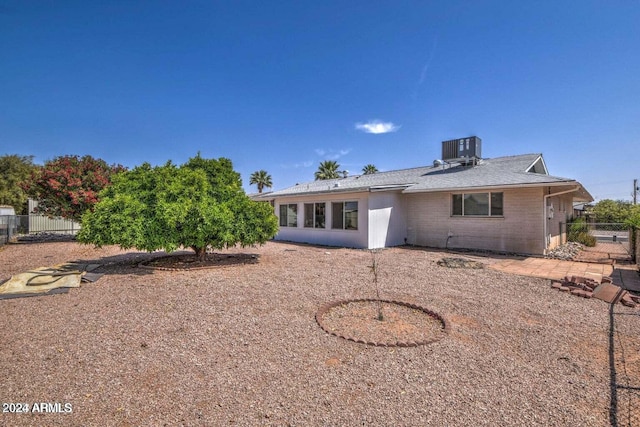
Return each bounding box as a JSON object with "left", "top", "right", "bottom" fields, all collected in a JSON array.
[
  {"left": 266, "top": 186, "right": 371, "bottom": 198},
  {"left": 402, "top": 180, "right": 587, "bottom": 194}
]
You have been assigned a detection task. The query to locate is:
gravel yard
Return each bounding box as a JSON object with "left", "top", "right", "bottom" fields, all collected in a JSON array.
[{"left": 0, "top": 240, "right": 634, "bottom": 426}]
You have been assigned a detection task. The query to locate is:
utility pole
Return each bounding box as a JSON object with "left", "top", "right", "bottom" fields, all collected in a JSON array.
[{"left": 634, "top": 178, "right": 638, "bottom": 205}]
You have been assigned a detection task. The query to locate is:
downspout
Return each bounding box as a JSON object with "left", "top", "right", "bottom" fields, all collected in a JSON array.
[{"left": 543, "top": 185, "right": 579, "bottom": 254}]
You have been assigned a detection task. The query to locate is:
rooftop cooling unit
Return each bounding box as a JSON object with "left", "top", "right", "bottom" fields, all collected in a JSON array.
[{"left": 441, "top": 136, "right": 482, "bottom": 163}]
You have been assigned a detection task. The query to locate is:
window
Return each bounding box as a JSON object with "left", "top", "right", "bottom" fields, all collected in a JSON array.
[
  {"left": 279, "top": 204, "right": 297, "bottom": 227},
  {"left": 332, "top": 201, "right": 358, "bottom": 230},
  {"left": 452, "top": 192, "right": 503, "bottom": 216},
  {"left": 304, "top": 203, "right": 325, "bottom": 228}
]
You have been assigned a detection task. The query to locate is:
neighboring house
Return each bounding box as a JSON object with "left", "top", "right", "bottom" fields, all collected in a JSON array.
[
  {"left": 572, "top": 203, "right": 593, "bottom": 219},
  {"left": 257, "top": 137, "right": 593, "bottom": 255}
]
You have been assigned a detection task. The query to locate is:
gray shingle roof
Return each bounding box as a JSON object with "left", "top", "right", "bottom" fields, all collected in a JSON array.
[{"left": 262, "top": 153, "right": 592, "bottom": 200}]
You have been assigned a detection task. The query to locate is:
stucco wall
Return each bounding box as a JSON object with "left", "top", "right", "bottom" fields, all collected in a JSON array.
[
  {"left": 406, "top": 187, "right": 545, "bottom": 254},
  {"left": 546, "top": 192, "right": 574, "bottom": 250},
  {"left": 368, "top": 191, "right": 407, "bottom": 248},
  {"left": 273, "top": 192, "right": 369, "bottom": 248}
]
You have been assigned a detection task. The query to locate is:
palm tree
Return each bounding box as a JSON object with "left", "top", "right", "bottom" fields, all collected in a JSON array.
[
  {"left": 249, "top": 170, "right": 273, "bottom": 193},
  {"left": 362, "top": 164, "right": 378, "bottom": 175},
  {"left": 314, "top": 160, "right": 341, "bottom": 180}
]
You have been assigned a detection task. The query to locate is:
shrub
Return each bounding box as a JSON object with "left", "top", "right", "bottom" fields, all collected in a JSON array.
[{"left": 567, "top": 218, "right": 596, "bottom": 247}]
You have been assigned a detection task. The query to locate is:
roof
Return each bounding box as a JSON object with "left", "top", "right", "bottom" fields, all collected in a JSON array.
[{"left": 261, "top": 154, "right": 593, "bottom": 201}]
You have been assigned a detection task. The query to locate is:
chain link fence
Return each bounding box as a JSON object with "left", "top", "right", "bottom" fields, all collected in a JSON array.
[
  {"left": 609, "top": 303, "right": 640, "bottom": 427},
  {"left": 589, "top": 223, "right": 631, "bottom": 244},
  {"left": 0, "top": 215, "right": 20, "bottom": 245}
]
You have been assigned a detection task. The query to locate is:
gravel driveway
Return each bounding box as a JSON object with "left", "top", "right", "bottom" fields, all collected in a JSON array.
[{"left": 0, "top": 240, "right": 634, "bottom": 426}]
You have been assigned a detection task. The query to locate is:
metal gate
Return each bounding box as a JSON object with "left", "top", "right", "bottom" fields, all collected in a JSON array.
[{"left": 588, "top": 223, "right": 631, "bottom": 251}]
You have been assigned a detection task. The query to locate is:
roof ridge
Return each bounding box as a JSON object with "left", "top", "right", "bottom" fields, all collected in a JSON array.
[{"left": 482, "top": 153, "right": 541, "bottom": 161}]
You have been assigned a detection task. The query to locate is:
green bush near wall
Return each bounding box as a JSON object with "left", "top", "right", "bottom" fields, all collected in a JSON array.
[{"left": 567, "top": 217, "right": 596, "bottom": 247}]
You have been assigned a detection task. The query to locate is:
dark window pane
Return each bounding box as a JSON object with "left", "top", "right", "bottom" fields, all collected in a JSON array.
[
  {"left": 332, "top": 202, "right": 343, "bottom": 229},
  {"left": 287, "top": 204, "right": 297, "bottom": 227},
  {"left": 315, "top": 203, "right": 325, "bottom": 228},
  {"left": 464, "top": 193, "right": 489, "bottom": 215},
  {"left": 304, "top": 204, "right": 314, "bottom": 228},
  {"left": 279, "top": 205, "right": 287, "bottom": 226},
  {"left": 344, "top": 201, "right": 358, "bottom": 230},
  {"left": 491, "top": 193, "right": 503, "bottom": 216},
  {"left": 452, "top": 194, "right": 463, "bottom": 215}
]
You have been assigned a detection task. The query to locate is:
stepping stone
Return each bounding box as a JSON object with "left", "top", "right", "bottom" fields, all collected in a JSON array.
[{"left": 592, "top": 282, "right": 625, "bottom": 304}]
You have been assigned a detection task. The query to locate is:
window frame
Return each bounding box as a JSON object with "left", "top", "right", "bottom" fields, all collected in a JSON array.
[
  {"left": 304, "top": 202, "right": 326, "bottom": 229},
  {"left": 278, "top": 203, "right": 298, "bottom": 227},
  {"left": 331, "top": 201, "right": 358, "bottom": 230},
  {"left": 451, "top": 192, "right": 503, "bottom": 217}
]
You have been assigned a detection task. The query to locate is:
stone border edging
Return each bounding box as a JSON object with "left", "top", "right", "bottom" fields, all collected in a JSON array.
[
  {"left": 137, "top": 261, "right": 219, "bottom": 272},
  {"left": 315, "top": 298, "right": 449, "bottom": 347}
]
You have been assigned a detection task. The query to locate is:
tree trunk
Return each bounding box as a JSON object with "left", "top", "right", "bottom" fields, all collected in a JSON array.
[{"left": 191, "top": 246, "right": 207, "bottom": 261}]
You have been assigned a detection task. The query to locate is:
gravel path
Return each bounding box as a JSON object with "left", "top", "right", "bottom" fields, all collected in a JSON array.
[{"left": 0, "top": 240, "right": 634, "bottom": 426}]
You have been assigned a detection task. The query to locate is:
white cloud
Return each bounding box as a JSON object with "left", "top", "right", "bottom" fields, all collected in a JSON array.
[
  {"left": 355, "top": 120, "right": 400, "bottom": 134},
  {"left": 280, "top": 160, "right": 314, "bottom": 169},
  {"left": 315, "top": 148, "right": 351, "bottom": 160},
  {"left": 329, "top": 149, "right": 351, "bottom": 160}
]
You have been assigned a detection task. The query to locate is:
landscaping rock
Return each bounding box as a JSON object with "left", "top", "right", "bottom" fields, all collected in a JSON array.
[
  {"left": 545, "top": 242, "right": 584, "bottom": 260},
  {"left": 437, "top": 257, "right": 484, "bottom": 269}
]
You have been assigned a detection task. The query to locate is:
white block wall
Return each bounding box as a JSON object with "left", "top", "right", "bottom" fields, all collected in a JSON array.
[
  {"left": 368, "top": 191, "right": 407, "bottom": 248},
  {"left": 273, "top": 192, "right": 369, "bottom": 248}
]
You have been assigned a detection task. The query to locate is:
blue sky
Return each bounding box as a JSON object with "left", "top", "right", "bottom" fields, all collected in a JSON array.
[{"left": 1, "top": 1, "right": 638, "bottom": 201}]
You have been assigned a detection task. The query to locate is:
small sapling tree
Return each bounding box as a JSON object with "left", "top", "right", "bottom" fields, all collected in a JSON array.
[{"left": 369, "top": 250, "right": 384, "bottom": 321}]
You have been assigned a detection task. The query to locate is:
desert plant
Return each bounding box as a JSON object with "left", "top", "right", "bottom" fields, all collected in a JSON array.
[
  {"left": 314, "top": 160, "right": 341, "bottom": 180},
  {"left": 362, "top": 164, "right": 378, "bottom": 175},
  {"left": 249, "top": 170, "right": 273, "bottom": 194}
]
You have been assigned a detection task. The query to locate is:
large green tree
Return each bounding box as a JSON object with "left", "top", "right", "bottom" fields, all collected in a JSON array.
[
  {"left": 21, "top": 155, "right": 126, "bottom": 221},
  {"left": 77, "top": 155, "right": 278, "bottom": 260},
  {"left": 590, "top": 199, "right": 633, "bottom": 223},
  {"left": 625, "top": 205, "right": 640, "bottom": 228},
  {"left": 249, "top": 170, "right": 273, "bottom": 193},
  {"left": 314, "top": 160, "right": 341, "bottom": 180},
  {"left": 0, "top": 154, "right": 37, "bottom": 214}
]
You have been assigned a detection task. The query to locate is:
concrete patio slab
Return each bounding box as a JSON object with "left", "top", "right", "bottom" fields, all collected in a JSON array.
[{"left": 489, "top": 257, "right": 613, "bottom": 283}]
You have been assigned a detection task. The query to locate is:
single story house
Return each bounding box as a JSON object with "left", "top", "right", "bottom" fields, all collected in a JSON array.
[{"left": 257, "top": 138, "right": 593, "bottom": 255}]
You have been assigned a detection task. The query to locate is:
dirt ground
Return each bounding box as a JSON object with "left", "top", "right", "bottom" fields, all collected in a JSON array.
[{"left": 0, "top": 240, "right": 638, "bottom": 426}]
